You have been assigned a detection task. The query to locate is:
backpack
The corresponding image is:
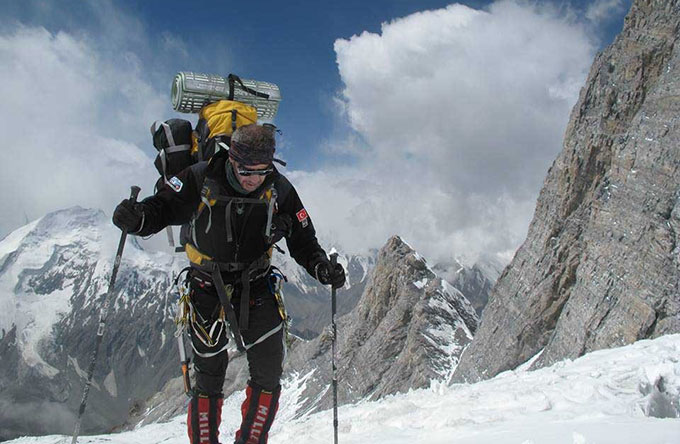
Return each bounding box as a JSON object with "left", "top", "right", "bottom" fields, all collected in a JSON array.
[
  {"left": 151, "top": 100, "right": 271, "bottom": 250},
  {"left": 151, "top": 100, "right": 259, "bottom": 184},
  {"left": 193, "top": 100, "right": 258, "bottom": 161},
  {"left": 151, "top": 119, "right": 193, "bottom": 185}
]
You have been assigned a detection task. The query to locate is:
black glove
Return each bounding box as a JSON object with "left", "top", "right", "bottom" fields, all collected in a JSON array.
[
  {"left": 112, "top": 199, "right": 144, "bottom": 233},
  {"left": 269, "top": 213, "right": 292, "bottom": 244},
  {"left": 315, "top": 258, "right": 346, "bottom": 289}
]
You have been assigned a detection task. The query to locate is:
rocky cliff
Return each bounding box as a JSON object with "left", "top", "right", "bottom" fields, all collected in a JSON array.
[
  {"left": 454, "top": 0, "right": 680, "bottom": 382},
  {"left": 435, "top": 257, "right": 505, "bottom": 317}
]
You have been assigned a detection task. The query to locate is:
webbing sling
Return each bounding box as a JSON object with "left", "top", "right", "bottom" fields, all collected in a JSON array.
[{"left": 209, "top": 264, "right": 246, "bottom": 352}]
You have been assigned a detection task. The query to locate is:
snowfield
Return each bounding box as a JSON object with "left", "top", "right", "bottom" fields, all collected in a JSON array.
[{"left": 7, "top": 334, "right": 680, "bottom": 444}]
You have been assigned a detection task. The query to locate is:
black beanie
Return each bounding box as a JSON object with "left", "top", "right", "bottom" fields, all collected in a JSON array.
[{"left": 228, "top": 124, "right": 275, "bottom": 166}]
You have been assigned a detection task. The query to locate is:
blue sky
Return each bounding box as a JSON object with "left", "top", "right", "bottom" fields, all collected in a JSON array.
[{"left": 0, "top": 0, "right": 633, "bottom": 264}]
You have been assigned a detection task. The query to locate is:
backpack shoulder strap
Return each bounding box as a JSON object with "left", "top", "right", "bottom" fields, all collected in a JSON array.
[
  {"left": 272, "top": 173, "right": 293, "bottom": 207},
  {"left": 188, "top": 161, "right": 210, "bottom": 192}
]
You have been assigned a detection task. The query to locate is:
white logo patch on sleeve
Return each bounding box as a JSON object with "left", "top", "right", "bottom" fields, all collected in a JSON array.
[{"left": 168, "top": 176, "right": 184, "bottom": 192}]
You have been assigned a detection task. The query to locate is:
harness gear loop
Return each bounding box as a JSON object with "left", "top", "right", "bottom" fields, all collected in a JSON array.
[
  {"left": 175, "top": 267, "right": 228, "bottom": 349},
  {"left": 174, "top": 267, "right": 192, "bottom": 334}
]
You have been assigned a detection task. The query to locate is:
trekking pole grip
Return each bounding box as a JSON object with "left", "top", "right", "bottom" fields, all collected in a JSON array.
[{"left": 129, "top": 185, "right": 141, "bottom": 203}]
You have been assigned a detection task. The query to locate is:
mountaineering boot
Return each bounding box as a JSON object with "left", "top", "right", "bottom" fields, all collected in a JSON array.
[
  {"left": 234, "top": 381, "right": 281, "bottom": 444},
  {"left": 188, "top": 393, "right": 223, "bottom": 444}
]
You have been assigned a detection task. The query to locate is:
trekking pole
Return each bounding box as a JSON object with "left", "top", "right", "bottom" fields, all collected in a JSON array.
[
  {"left": 71, "top": 185, "right": 141, "bottom": 444},
  {"left": 329, "top": 253, "right": 339, "bottom": 444}
]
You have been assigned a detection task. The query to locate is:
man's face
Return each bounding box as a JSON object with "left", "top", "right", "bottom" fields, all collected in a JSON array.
[{"left": 230, "top": 158, "right": 271, "bottom": 192}]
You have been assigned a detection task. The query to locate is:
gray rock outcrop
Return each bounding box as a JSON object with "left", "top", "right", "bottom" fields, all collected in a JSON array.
[{"left": 454, "top": 0, "right": 680, "bottom": 382}]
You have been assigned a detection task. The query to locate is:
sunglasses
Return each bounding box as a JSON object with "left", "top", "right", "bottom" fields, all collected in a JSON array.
[{"left": 236, "top": 165, "right": 274, "bottom": 177}]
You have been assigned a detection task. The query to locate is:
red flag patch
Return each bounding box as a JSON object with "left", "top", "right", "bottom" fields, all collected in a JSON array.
[
  {"left": 296, "top": 209, "right": 309, "bottom": 228},
  {"left": 296, "top": 209, "right": 308, "bottom": 222}
]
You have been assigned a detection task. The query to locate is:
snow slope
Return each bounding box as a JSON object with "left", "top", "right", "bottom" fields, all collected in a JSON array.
[{"left": 8, "top": 334, "right": 679, "bottom": 444}]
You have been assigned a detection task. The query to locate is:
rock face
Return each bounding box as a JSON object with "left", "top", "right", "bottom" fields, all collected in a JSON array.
[
  {"left": 284, "top": 236, "right": 478, "bottom": 415},
  {"left": 454, "top": 0, "right": 680, "bottom": 383}
]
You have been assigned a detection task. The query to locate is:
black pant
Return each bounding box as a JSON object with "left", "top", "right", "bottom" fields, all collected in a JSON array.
[{"left": 189, "top": 277, "right": 285, "bottom": 395}]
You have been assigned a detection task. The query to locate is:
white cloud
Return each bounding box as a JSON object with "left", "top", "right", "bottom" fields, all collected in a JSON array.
[
  {"left": 290, "top": 165, "right": 535, "bottom": 266},
  {"left": 586, "top": 0, "right": 627, "bottom": 23},
  {"left": 296, "top": 0, "right": 597, "bottom": 265},
  {"left": 0, "top": 26, "right": 162, "bottom": 237},
  {"left": 0, "top": 1, "right": 205, "bottom": 248}
]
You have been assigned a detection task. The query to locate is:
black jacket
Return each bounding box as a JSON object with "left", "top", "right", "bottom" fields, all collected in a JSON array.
[{"left": 137, "top": 150, "right": 326, "bottom": 279}]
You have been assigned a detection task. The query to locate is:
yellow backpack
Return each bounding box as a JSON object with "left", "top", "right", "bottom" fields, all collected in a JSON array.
[{"left": 192, "top": 99, "right": 259, "bottom": 161}]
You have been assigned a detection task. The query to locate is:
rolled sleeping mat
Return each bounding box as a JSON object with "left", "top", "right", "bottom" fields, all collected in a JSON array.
[{"left": 171, "top": 72, "right": 281, "bottom": 121}]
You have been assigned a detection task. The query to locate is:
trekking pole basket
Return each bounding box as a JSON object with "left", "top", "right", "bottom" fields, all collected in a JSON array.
[{"left": 172, "top": 72, "right": 282, "bottom": 121}]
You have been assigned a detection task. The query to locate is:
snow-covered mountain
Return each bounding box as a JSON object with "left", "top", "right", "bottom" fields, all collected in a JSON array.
[
  {"left": 0, "top": 206, "right": 377, "bottom": 439},
  {"left": 7, "top": 334, "right": 680, "bottom": 443},
  {"left": 434, "top": 255, "right": 505, "bottom": 317},
  {"left": 0, "top": 207, "right": 185, "bottom": 441}
]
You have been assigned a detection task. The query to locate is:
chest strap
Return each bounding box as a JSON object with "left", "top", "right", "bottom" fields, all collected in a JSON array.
[{"left": 193, "top": 181, "right": 278, "bottom": 248}]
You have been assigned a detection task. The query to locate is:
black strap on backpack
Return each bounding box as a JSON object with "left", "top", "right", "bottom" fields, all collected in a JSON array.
[{"left": 228, "top": 74, "right": 270, "bottom": 100}]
